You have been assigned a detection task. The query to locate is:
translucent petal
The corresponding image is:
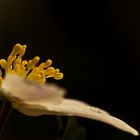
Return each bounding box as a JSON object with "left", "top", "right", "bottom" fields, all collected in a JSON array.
[{"left": 1, "top": 74, "right": 65, "bottom": 103}]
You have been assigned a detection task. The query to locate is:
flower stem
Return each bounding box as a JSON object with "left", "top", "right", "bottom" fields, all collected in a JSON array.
[{"left": 0, "top": 100, "right": 12, "bottom": 138}]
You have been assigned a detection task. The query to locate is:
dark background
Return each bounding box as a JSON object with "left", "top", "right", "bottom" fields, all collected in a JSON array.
[{"left": 0, "top": 0, "right": 140, "bottom": 139}]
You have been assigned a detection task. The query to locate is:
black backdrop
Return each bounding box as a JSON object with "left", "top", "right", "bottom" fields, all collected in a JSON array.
[{"left": 0, "top": 0, "right": 140, "bottom": 140}]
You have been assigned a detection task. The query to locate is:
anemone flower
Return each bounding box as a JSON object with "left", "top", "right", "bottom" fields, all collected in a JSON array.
[{"left": 0, "top": 44, "right": 138, "bottom": 136}]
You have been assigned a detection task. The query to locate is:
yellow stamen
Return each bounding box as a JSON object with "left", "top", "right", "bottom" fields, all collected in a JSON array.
[
  {"left": 45, "top": 59, "right": 52, "bottom": 68},
  {"left": 19, "top": 45, "right": 27, "bottom": 57},
  {"left": 55, "top": 69, "right": 60, "bottom": 73},
  {"left": 10, "top": 44, "right": 22, "bottom": 56},
  {"left": 0, "top": 59, "right": 7, "bottom": 69},
  {"left": 27, "top": 56, "right": 40, "bottom": 72},
  {"left": 54, "top": 73, "right": 63, "bottom": 80},
  {"left": 0, "top": 69, "right": 3, "bottom": 85},
  {"left": 0, "top": 43, "right": 63, "bottom": 86},
  {"left": 45, "top": 67, "right": 55, "bottom": 76}
]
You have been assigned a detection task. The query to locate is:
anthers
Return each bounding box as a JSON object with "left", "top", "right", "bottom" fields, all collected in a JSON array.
[{"left": 0, "top": 44, "right": 63, "bottom": 85}]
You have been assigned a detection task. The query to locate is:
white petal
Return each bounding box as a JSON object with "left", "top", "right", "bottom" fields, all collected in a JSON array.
[
  {"left": 15, "top": 99, "right": 139, "bottom": 136},
  {"left": 1, "top": 74, "right": 138, "bottom": 136},
  {"left": 1, "top": 74, "right": 65, "bottom": 103}
]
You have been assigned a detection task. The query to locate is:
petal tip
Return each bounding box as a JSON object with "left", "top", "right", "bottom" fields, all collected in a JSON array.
[{"left": 132, "top": 129, "right": 139, "bottom": 136}]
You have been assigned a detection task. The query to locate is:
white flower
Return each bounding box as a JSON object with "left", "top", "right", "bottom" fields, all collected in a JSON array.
[
  {"left": 0, "top": 74, "right": 138, "bottom": 136},
  {"left": 0, "top": 44, "right": 139, "bottom": 136}
]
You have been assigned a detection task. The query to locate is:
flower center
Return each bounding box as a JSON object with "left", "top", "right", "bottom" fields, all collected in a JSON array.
[{"left": 0, "top": 44, "right": 63, "bottom": 86}]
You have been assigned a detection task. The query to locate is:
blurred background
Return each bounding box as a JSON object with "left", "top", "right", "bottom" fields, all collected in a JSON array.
[{"left": 0, "top": 0, "right": 140, "bottom": 139}]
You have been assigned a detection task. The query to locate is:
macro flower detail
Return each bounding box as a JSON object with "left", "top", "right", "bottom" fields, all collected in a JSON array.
[
  {"left": 0, "top": 44, "right": 139, "bottom": 136},
  {"left": 0, "top": 43, "right": 63, "bottom": 85}
]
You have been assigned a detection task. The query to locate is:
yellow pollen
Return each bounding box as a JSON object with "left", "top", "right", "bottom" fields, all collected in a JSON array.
[{"left": 0, "top": 43, "right": 63, "bottom": 86}]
